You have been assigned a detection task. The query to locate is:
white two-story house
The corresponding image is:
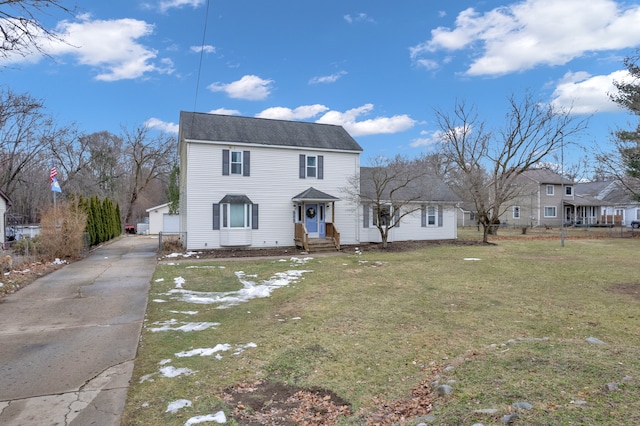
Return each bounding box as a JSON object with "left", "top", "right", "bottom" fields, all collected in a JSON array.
[{"left": 178, "top": 112, "right": 459, "bottom": 251}]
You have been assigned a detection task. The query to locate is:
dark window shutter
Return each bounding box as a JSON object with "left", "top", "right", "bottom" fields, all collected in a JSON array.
[
  {"left": 243, "top": 151, "right": 250, "bottom": 176},
  {"left": 212, "top": 203, "right": 220, "bottom": 230},
  {"left": 299, "top": 154, "right": 306, "bottom": 178},
  {"left": 317, "top": 155, "right": 324, "bottom": 180},
  {"left": 252, "top": 204, "right": 259, "bottom": 229},
  {"left": 421, "top": 205, "right": 426, "bottom": 227},
  {"left": 222, "top": 150, "right": 230, "bottom": 176},
  {"left": 438, "top": 204, "right": 443, "bottom": 227},
  {"left": 363, "top": 204, "right": 369, "bottom": 228},
  {"left": 394, "top": 206, "right": 400, "bottom": 227}
]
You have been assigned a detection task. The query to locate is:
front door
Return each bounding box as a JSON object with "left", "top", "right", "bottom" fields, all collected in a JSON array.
[{"left": 305, "top": 204, "right": 319, "bottom": 237}]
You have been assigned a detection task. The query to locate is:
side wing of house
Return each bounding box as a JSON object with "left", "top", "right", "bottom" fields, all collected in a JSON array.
[
  {"left": 0, "top": 189, "right": 11, "bottom": 246},
  {"left": 179, "top": 112, "right": 362, "bottom": 251}
]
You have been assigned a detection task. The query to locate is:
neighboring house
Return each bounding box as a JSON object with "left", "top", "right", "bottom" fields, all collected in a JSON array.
[
  {"left": 146, "top": 203, "right": 179, "bottom": 234},
  {"left": 178, "top": 112, "right": 460, "bottom": 251},
  {"left": 0, "top": 189, "right": 11, "bottom": 246},
  {"left": 359, "top": 167, "right": 461, "bottom": 243},
  {"left": 457, "top": 202, "right": 478, "bottom": 228},
  {"left": 505, "top": 168, "right": 574, "bottom": 228},
  {"left": 573, "top": 180, "right": 640, "bottom": 226}
]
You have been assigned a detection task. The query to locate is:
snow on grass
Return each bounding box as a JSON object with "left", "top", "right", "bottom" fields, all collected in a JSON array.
[
  {"left": 166, "top": 269, "right": 312, "bottom": 309},
  {"left": 148, "top": 319, "right": 219, "bottom": 332},
  {"left": 185, "top": 265, "right": 225, "bottom": 269},
  {"left": 184, "top": 412, "right": 226, "bottom": 425},
  {"left": 166, "top": 399, "right": 192, "bottom": 413},
  {"left": 169, "top": 310, "right": 199, "bottom": 315},
  {"left": 159, "top": 366, "right": 196, "bottom": 378}
]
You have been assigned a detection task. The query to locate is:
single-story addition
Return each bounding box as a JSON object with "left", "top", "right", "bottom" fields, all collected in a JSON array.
[
  {"left": 145, "top": 203, "right": 179, "bottom": 234},
  {"left": 178, "top": 112, "right": 460, "bottom": 251}
]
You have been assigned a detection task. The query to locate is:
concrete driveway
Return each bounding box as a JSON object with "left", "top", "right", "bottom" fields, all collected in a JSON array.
[{"left": 0, "top": 235, "right": 158, "bottom": 426}]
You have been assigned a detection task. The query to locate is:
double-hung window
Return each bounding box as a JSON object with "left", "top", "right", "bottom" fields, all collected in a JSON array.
[
  {"left": 546, "top": 185, "right": 554, "bottom": 196},
  {"left": 222, "top": 149, "right": 250, "bottom": 176},
  {"left": 544, "top": 206, "right": 557, "bottom": 217},
  {"left": 299, "top": 154, "right": 324, "bottom": 179},
  {"left": 513, "top": 206, "right": 521, "bottom": 219}
]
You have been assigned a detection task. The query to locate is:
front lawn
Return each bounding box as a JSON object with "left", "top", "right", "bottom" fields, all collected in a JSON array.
[{"left": 122, "top": 238, "right": 640, "bottom": 425}]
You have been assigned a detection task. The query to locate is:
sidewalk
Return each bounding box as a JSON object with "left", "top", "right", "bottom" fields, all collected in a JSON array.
[{"left": 0, "top": 235, "right": 158, "bottom": 426}]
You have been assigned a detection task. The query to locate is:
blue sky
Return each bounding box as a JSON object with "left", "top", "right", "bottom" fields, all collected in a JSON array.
[{"left": 3, "top": 0, "right": 640, "bottom": 167}]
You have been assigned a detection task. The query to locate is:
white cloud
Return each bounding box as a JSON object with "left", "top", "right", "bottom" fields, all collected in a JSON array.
[
  {"left": 190, "top": 45, "right": 215, "bottom": 53},
  {"left": 208, "top": 75, "right": 274, "bottom": 100},
  {"left": 208, "top": 108, "right": 240, "bottom": 115},
  {"left": 33, "top": 15, "right": 173, "bottom": 81},
  {"left": 309, "top": 71, "right": 347, "bottom": 84},
  {"left": 344, "top": 13, "right": 376, "bottom": 24},
  {"left": 256, "top": 105, "right": 330, "bottom": 120},
  {"left": 410, "top": 130, "right": 444, "bottom": 147},
  {"left": 316, "top": 104, "right": 416, "bottom": 137},
  {"left": 550, "top": 70, "right": 629, "bottom": 114},
  {"left": 145, "top": 117, "right": 179, "bottom": 133},
  {"left": 411, "top": 0, "right": 640, "bottom": 76},
  {"left": 157, "top": 0, "right": 205, "bottom": 13}
]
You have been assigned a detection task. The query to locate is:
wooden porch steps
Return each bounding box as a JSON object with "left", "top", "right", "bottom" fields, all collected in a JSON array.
[{"left": 306, "top": 237, "right": 339, "bottom": 253}]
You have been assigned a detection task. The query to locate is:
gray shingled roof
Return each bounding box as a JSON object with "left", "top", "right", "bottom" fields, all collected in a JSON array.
[
  {"left": 180, "top": 111, "right": 363, "bottom": 152},
  {"left": 360, "top": 167, "right": 461, "bottom": 203},
  {"left": 292, "top": 187, "right": 339, "bottom": 201},
  {"left": 521, "top": 168, "right": 573, "bottom": 185}
]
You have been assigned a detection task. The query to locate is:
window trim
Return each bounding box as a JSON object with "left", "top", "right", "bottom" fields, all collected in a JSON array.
[
  {"left": 299, "top": 154, "right": 324, "bottom": 179},
  {"left": 544, "top": 206, "right": 557, "bottom": 218},
  {"left": 565, "top": 186, "right": 573, "bottom": 196},
  {"left": 546, "top": 185, "right": 554, "bottom": 196},
  {"left": 230, "top": 150, "right": 243, "bottom": 175}
]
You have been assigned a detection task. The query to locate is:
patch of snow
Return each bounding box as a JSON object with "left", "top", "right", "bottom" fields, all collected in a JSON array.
[
  {"left": 186, "top": 265, "right": 225, "bottom": 269},
  {"left": 174, "top": 276, "right": 185, "bottom": 288},
  {"left": 155, "top": 278, "right": 165, "bottom": 282},
  {"left": 159, "top": 366, "right": 195, "bottom": 378},
  {"left": 166, "top": 399, "right": 192, "bottom": 413},
  {"left": 233, "top": 342, "right": 257, "bottom": 355},
  {"left": 185, "top": 412, "right": 227, "bottom": 425},
  {"left": 52, "top": 258, "right": 67, "bottom": 264},
  {"left": 139, "top": 373, "right": 155, "bottom": 383},
  {"left": 290, "top": 257, "right": 313, "bottom": 264},
  {"left": 464, "top": 258, "right": 482, "bottom": 261},
  {"left": 169, "top": 310, "right": 199, "bottom": 315},
  {"left": 159, "top": 359, "right": 172, "bottom": 365},
  {"left": 152, "top": 299, "right": 167, "bottom": 303},
  {"left": 175, "top": 344, "right": 232, "bottom": 358},
  {"left": 148, "top": 319, "right": 219, "bottom": 332},
  {"left": 166, "top": 269, "right": 312, "bottom": 309}
]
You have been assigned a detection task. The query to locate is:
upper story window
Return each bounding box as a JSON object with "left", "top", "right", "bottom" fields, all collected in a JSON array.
[
  {"left": 299, "top": 154, "right": 324, "bottom": 179},
  {"left": 231, "top": 151, "right": 243, "bottom": 174},
  {"left": 546, "top": 185, "right": 554, "bottom": 196},
  {"left": 222, "top": 149, "right": 250, "bottom": 176},
  {"left": 565, "top": 186, "right": 573, "bottom": 196}
]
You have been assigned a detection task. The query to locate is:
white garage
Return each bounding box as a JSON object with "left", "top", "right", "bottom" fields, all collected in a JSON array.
[{"left": 146, "top": 203, "right": 179, "bottom": 234}]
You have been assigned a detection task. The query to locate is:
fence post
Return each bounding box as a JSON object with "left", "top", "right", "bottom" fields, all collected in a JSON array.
[{"left": 158, "top": 232, "right": 162, "bottom": 252}]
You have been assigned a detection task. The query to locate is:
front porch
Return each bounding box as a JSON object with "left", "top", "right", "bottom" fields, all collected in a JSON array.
[{"left": 294, "top": 223, "right": 340, "bottom": 252}]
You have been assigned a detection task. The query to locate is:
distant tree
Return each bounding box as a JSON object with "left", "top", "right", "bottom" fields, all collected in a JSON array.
[
  {"left": 344, "top": 154, "right": 440, "bottom": 248},
  {"left": 434, "top": 92, "right": 587, "bottom": 243},
  {"left": 120, "top": 124, "right": 176, "bottom": 224},
  {"left": 597, "top": 50, "right": 640, "bottom": 199},
  {"left": 167, "top": 164, "right": 179, "bottom": 215},
  {"left": 0, "top": 0, "right": 76, "bottom": 61}
]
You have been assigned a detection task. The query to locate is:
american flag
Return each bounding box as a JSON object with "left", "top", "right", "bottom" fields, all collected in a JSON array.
[{"left": 50, "top": 164, "right": 57, "bottom": 182}]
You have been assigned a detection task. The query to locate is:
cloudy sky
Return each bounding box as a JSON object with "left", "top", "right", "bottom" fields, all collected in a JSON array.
[{"left": 3, "top": 0, "right": 640, "bottom": 165}]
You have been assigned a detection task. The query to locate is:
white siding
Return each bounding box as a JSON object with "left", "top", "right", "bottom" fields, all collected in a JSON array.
[
  {"left": 184, "top": 142, "right": 360, "bottom": 250},
  {"left": 0, "top": 197, "right": 6, "bottom": 244}
]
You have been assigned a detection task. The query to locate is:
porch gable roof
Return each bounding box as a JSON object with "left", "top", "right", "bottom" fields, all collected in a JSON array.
[{"left": 292, "top": 187, "right": 339, "bottom": 202}]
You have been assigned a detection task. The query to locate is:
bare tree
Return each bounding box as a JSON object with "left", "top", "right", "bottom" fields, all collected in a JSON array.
[
  {"left": 120, "top": 125, "right": 176, "bottom": 224},
  {"left": 0, "top": 0, "right": 75, "bottom": 61},
  {"left": 344, "top": 154, "right": 445, "bottom": 248},
  {"left": 435, "top": 93, "right": 588, "bottom": 243}
]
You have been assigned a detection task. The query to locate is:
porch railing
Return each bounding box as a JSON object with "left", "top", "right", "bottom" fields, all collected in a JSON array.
[
  {"left": 326, "top": 223, "right": 340, "bottom": 250},
  {"left": 294, "top": 223, "right": 309, "bottom": 252}
]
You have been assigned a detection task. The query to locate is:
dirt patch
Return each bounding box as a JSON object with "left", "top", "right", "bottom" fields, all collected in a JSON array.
[
  {"left": 220, "top": 380, "right": 351, "bottom": 425},
  {"left": 609, "top": 283, "right": 640, "bottom": 301},
  {"left": 0, "top": 261, "right": 65, "bottom": 299}
]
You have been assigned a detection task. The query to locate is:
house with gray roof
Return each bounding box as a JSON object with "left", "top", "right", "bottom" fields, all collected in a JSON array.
[
  {"left": 178, "top": 112, "right": 459, "bottom": 251},
  {"left": 573, "top": 180, "right": 640, "bottom": 226}
]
